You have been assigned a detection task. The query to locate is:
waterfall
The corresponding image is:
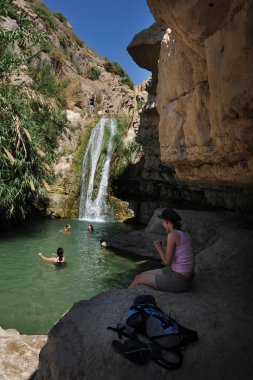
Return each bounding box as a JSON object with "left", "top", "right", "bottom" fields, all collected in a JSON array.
[{"left": 79, "top": 117, "right": 116, "bottom": 221}]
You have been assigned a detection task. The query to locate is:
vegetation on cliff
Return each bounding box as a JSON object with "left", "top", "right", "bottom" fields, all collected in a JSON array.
[
  {"left": 104, "top": 60, "right": 134, "bottom": 89},
  {"left": 111, "top": 115, "right": 142, "bottom": 181},
  {"left": 0, "top": 0, "right": 69, "bottom": 228}
]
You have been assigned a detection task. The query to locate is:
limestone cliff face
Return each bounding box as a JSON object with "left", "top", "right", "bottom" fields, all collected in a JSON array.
[{"left": 117, "top": 0, "right": 253, "bottom": 223}]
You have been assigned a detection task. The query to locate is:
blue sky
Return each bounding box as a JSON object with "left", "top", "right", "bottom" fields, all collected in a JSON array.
[{"left": 42, "top": 0, "right": 154, "bottom": 85}]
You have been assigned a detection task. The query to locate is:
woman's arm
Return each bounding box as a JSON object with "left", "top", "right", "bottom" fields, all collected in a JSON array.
[
  {"left": 154, "top": 233, "right": 177, "bottom": 265},
  {"left": 38, "top": 253, "right": 56, "bottom": 262}
]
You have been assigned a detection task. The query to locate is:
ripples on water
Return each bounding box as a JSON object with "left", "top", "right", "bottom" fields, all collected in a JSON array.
[{"left": 0, "top": 218, "right": 151, "bottom": 335}]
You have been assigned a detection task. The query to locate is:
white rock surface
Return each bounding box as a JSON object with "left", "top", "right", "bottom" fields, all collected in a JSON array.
[{"left": 0, "top": 327, "right": 47, "bottom": 380}]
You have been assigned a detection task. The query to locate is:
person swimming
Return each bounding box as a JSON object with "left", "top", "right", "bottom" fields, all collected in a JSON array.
[
  {"left": 63, "top": 224, "right": 71, "bottom": 233},
  {"left": 38, "top": 247, "right": 66, "bottom": 266},
  {"left": 88, "top": 224, "right": 94, "bottom": 232}
]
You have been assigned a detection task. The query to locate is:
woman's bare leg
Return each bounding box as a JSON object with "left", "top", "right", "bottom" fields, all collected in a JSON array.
[{"left": 128, "top": 268, "right": 163, "bottom": 289}]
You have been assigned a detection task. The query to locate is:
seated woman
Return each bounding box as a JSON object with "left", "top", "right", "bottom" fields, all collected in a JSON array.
[
  {"left": 129, "top": 209, "right": 194, "bottom": 293},
  {"left": 38, "top": 247, "right": 66, "bottom": 266}
]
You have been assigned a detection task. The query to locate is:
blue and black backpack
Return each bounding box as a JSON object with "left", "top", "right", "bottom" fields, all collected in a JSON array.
[{"left": 108, "top": 294, "right": 198, "bottom": 370}]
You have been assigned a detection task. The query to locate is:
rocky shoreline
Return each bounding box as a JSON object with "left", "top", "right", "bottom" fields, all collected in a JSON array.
[{"left": 2, "top": 209, "right": 250, "bottom": 380}]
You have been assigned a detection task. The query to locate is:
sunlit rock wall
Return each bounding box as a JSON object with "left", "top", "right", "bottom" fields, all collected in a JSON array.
[
  {"left": 148, "top": 0, "right": 253, "bottom": 186},
  {"left": 119, "top": 0, "right": 253, "bottom": 222}
]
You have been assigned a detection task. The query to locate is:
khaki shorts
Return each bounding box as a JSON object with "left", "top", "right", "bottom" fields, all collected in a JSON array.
[{"left": 155, "top": 267, "right": 193, "bottom": 293}]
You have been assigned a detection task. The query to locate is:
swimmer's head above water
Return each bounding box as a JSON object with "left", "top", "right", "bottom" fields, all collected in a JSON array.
[
  {"left": 64, "top": 224, "right": 71, "bottom": 232},
  {"left": 57, "top": 247, "right": 64, "bottom": 260}
]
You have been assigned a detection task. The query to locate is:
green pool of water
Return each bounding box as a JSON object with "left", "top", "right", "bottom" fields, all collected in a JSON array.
[{"left": 0, "top": 218, "right": 150, "bottom": 335}]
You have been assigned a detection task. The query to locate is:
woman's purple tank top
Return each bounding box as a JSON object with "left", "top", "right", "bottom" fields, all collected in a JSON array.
[{"left": 171, "top": 230, "right": 194, "bottom": 273}]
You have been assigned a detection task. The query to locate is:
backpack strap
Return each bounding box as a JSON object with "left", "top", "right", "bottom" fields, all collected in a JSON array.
[
  {"left": 111, "top": 336, "right": 183, "bottom": 370},
  {"left": 151, "top": 350, "right": 183, "bottom": 370},
  {"left": 108, "top": 324, "right": 135, "bottom": 340},
  {"left": 108, "top": 325, "right": 184, "bottom": 370}
]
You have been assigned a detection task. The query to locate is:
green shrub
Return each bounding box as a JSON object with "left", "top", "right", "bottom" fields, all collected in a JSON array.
[
  {"left": 30, "top": 0, "right": 58, "bottom": 31},
  {"left": 87, "top": 67, "right": 101, "bottom": 81},
  {"left": 29, "top": 65, "right": 69, "bottom": 104},
  {"left": 71, "top": 33, "right": 85, "bottom": 47},
  {"left": 109, "top": 115, "right": 142, "bottom": 181},
  {"left": 75, "top": 63, "right": 85, "bottom": 75},
  {"left": 120, "top": 76, "right": 134, "bottom": 90},
  {"left": 137, "top": 98, "right": 145, "bottom": 110},
  {"left": 59, "top": 33, "right": 72, "bottom": 50},
  {"left": 40, "top": 41, "right": 54, "bottom": 53},
  {"left": 115, "top": 114, "right": 132, "bottom": 135},
  {"left": 104, "top": 60, "right": 134, "bottom": 89},
  {"left": 49, "top": 48, "right": 68, "bottom": 73},
  {"left": 0, "top": 83, "right": 67, "bottom": 228},
  {"left": 0, "top": 1, "right": 46, "bottom": 76},
  {"left": 0, "top": 0, "right": 17, "bottom": 18},
  {"left": 104, "top": 60, "right": 125, "bottom": 77},
  {"left": 53, "top": 12, "right": 68, "bottom": 26}
]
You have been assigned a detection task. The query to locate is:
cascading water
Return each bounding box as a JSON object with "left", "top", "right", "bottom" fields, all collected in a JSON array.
[{"left": 79, "top": 117, "right": 116, "bottom": 221}]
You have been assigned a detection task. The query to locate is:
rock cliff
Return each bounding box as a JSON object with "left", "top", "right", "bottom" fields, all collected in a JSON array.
[{"left": 115, "top": 0, "right": 253, "bottom": 223}]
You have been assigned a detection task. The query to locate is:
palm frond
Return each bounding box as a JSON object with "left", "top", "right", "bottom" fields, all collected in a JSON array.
[
  {"left": 3, "top": 147, "right": 15, "bottom": 165},
  {"left": 41, "top": 179, "right": 51, "bottom": 191}
]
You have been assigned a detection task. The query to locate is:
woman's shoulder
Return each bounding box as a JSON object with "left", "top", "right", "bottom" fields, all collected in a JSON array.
[
  {"left": 174, "top": 229, "right": 189, "bottom": 235},
  {"left": 175, "top": 229, "right": 192, "bottom": 244},
  {"left": 171, "top": 229, "right": 184, "bottom": 235},
  {"left": 168, "top": 230, "right": 180, "bottom": 241}
]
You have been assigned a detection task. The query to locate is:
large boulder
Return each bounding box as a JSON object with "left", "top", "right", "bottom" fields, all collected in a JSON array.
[
  {"left": 34, "top": 209, "right": 253, "bottom": 379},
  {"left": 127, "top": 22, "right": 166, "bottom": 72},
  {"left": 102, "top": 208, "right": 243, "bottom": 257},
  {"left": 34, "top": 280, "right": 253, "bottom": 380}
]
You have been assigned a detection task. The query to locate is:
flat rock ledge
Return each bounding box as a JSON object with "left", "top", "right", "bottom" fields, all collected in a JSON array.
[
  {"left": 0, "top": 327, "right": 47, "bottom": 380},
  {"left": 33, "top": 209, "right": 253, "bottom": 380}
]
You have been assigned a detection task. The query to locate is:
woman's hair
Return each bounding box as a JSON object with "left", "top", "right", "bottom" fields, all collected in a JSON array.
[
  {"left": 172, "top": 220, "right": 182, "bottom": 230},
  {"left": 57, "top": 247, "right": 64, "bottom": 262},
  {"left": 158, "top": 208, "right": 182, "bottom": 230}
]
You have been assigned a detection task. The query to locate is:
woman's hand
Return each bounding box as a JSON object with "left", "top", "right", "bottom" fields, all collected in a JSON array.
[
  {"left": 154, "top": 240, "right": 162, "bottom": 250},
  {"left": 154, "top": 241, "right": 165, "bottom": 257}
]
